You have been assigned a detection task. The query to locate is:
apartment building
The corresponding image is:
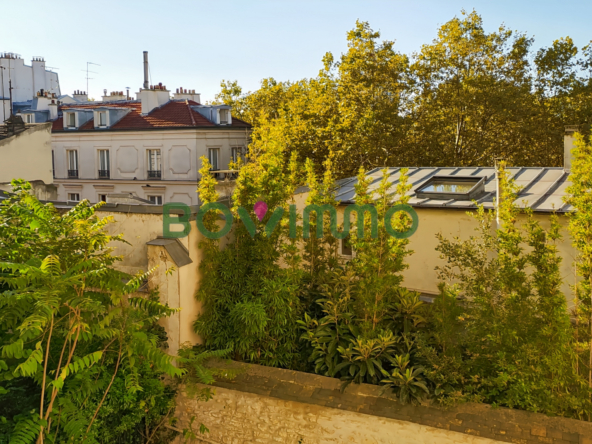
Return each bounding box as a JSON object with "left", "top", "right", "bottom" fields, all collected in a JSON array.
[
  {"left": 1, "top": 52, "right": 61, "bottom": 122},
  {"left": 48, "top": 86, "right": 250, "bottom": 205}
]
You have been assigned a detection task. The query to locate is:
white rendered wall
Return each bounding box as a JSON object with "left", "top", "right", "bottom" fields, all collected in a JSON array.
[{"left": 52, "top": 128, "right": 249, "bottom": 204}]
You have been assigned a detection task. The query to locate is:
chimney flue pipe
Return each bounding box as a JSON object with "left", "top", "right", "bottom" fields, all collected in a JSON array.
[{"left": 143, "top": 51, "right": 149, "bottom": 90}]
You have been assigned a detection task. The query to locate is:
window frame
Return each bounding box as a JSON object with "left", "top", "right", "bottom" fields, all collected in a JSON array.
[
  {"left": 208, "top": 148, "right": 220, "bottom": 171},
  {"left": 231, "top": 146, "right": 243, "bottom": 164},
  {"left": 67, "top": 113, "right": 76, "bottom": 128},
  {"left": 98, "top": 111, "right": 107, "bottom": 127},
  {"left": 415, "top": 175, "right": 486, "bottom": 201},
  {"left": 98, "top": 149, "right": 110, "bottom": 179},
  {"left": 67, "top": 149, "right": 79, "bottom": 178},
  {"left": 339, "top": 235, "right": 354, "bottom": 258},
  {"left": 147, "top": 195, "right": 163, "bottom": 205},
  {"left": 219, "top": 109, "right": 229, "bottom": 125}
]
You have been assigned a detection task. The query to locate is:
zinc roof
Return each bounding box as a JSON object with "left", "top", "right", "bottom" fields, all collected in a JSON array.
[{"left": 334, "top": 167, "right": 573, "bottom": 213}]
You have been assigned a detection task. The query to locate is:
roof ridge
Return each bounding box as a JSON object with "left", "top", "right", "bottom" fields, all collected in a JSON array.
[{"left": 185, "top": 100, "right": 196, "bottom": 126}]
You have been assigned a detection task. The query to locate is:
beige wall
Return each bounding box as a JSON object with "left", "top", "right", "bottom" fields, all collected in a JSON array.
[
  {"left": 175, "top": 385, "right": 503, "bottom": 444},
  {"left": 52, "top": 128, "right": 249, "bottom": 204},
  {"left": 402, "top": 209, "right": 576, "bottom": 306},
  {"left": 173, "top": 361, "right": 592, "bottom": 444},
  {"left": 294, "top": 193, "right": 578, "bottom": 308},
  {"left": 146, "top": 220, "right": 204, "bottom": 354},
  {"left": 0, "top": 122, "right": 53, "bottom": 186},
  {"left": 99, "top": 209, "right": 204, "bottom": 354}
]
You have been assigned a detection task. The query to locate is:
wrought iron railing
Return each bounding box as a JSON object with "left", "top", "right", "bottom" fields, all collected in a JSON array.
[
  {"left": 98, "top": 169, "right": 110, "bottom": 179},
  {"left": 67, "top": 169, "right": 78, "bottom": 178},
  {"left": 147, "top": 170, "right": 162, "bottom": 180}
]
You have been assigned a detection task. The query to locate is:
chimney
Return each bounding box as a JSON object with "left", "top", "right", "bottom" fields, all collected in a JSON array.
[
  {"left": 143, "top": 51, "right": 149, "bottom": 90},
  {"left": 48, "top": 100, "right": 58, "bottom": 120},
  {"left": 73, "top": 90, "right": 88, "bottom": 102},
  {"left": 173, "top": 88, "right": 201, "bottom": 104},
  {"left": 139, "top": 84, "right": 170, "bottom": 114},
  {"left": 564, "top": 125, "right": 579, "bottom": 171}
]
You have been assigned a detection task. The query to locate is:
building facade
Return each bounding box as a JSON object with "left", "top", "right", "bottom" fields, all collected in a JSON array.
[
  {"left": 49, "top": 86, "right": 250, "bottom": 205},
  {"left": 1, "top": 52, "right": 61, "bottom": 122}
]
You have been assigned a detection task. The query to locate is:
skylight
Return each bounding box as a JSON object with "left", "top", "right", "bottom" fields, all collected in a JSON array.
[{"left": 415, "top": 176, "right": 485, "bottom": 201}]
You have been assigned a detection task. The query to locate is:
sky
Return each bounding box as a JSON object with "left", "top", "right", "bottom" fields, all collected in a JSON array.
[{"left": 2, "top": 0, "right": 591, "bottom": 102}]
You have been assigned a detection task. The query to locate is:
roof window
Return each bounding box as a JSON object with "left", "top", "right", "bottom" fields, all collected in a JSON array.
[{"left": 415, "top": 176, "right": 486, "bottom": 201}]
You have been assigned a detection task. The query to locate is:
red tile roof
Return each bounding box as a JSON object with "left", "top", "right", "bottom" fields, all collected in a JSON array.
[{"left": 52, "top": 100, "right": 250, "bottom": 132}]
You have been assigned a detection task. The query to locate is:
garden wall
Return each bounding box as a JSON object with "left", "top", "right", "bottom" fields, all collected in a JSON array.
[{"left": 173, "top": 362, "right": 592, "bottom": 444}]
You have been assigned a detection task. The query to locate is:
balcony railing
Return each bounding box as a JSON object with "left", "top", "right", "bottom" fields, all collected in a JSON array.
[
  {"left": 147, "top": 170, "right": 162, "bottom": 180},
  {"left": 98, "top": 169, "right": 110, "bottom": 179},
  {"left": 210, "top": 169, "right": 238, "bottom": 181},
  {"left": 67, "top": 170, "right": 78, "bottom": 179}
]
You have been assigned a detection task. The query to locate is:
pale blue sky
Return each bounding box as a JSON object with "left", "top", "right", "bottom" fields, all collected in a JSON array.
[{"left": 2, "top": 0, "right": 590, "bottom": 102}]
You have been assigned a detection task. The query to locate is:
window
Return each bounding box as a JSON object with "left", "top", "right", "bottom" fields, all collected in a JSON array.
[
  {"left": 231, "top": 146, "right": 243, "bottom": 164},
  {"left": 67, "top": 150, "right": 78, "bottom": 178},
  {"left": 98, "top": 150, "right": 110, "bottom": 178},
  {"left": 99, "top": 194, "right": 107, "bottom": 202},
  {"left": 25, "top": 114, "right": 32, "bottom": 123},
  {"left": 219, "top": 109, "right": 229, "bottom": 125},
  {"left": 415, "top": 176, "right": 486, "bottom": 201},
  {"left": 208, "top": 148, "right": 220, "bottom": 171},
  {"left": 147, "top": 195, "right": 163, "bottom": 205},
  {"left": 98, "top": 111, "right": 107, "bottom": 127},
  {"left": 147, "top": 149, "right": 161, "bottom": 179},
  {"left": 67, "top": 113, "right": 76, "bottom": 128},
  {"left": 68, "top": 193, "right": 80, "bottom": 202},
  {"left": 340, "top": 235, "right": 353, "bottom": 257}
]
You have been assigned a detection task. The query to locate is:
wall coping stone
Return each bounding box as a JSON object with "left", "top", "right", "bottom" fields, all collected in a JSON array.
[{"left": 206, "top": 360, "right": 592, "bottom": 444}]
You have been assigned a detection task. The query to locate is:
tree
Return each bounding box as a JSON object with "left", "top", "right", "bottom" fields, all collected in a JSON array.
[
  {"left": 408, "top": 10, "right": 542, "bottom": 166},
  {"left": 0, "top": 181, "right": 186, "bottom": 443},
  {"left": 216, "top": 12, "right": 592, "bottom": 178}
]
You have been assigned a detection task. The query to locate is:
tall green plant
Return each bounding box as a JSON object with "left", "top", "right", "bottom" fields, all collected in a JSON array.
[
  {"left": 193, "top": 126, "right": 305, "bottom": 368},
  {"left": 300, "top": 168, "right": 428, "bottom": 399},
  {"left": 425, "top": 163, "right": 590, "bottom": 417},
  {"left": 564, "top": 134, "right": 592, "bottom": 394},
  {"left": 0, "top": 181, "right": 185, "bottom": 443}
]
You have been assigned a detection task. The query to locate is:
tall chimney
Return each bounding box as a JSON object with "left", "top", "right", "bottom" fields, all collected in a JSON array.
[
  {"left": 564, "top": 125, "right": 579, "bottom": 171},
  {"left": 143, "top": 51, "right": 149, "bottom": 90}
]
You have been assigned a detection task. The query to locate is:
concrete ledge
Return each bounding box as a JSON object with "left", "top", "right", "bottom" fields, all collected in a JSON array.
[{"left": 206, "top": 360, "right": 592, "bottom": 444}]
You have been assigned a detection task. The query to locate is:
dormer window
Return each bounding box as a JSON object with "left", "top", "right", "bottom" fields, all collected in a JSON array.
[
  {"left": 67, "top": 113, "right": 76, "bottom": 128},
  {"left": 219, "top": 109, "right": 229, "bottom": 125},
  {"left": 98, "top": 111, "right": 107, "bottom": 127}
]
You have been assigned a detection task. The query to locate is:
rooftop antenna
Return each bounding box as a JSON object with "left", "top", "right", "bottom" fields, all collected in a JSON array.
[{"left": 84, "top": 61, "right": 100, "bottom": 98}]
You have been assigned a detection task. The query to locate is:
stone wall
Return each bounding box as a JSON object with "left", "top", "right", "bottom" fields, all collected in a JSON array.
[{"left": 173, "top": 362, "right": 592, "bottom": 444}]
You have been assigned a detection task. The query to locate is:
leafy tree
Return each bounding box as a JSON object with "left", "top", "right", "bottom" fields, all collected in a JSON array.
[
  {"left": 216, "top": 12, "right": 592, "bottom": 178},
  {"left": 0, "top": 181, "right": 226, "bottom": 443},
  {"left": 408, "top": 10, "right": 540, "bottom": 166}
]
